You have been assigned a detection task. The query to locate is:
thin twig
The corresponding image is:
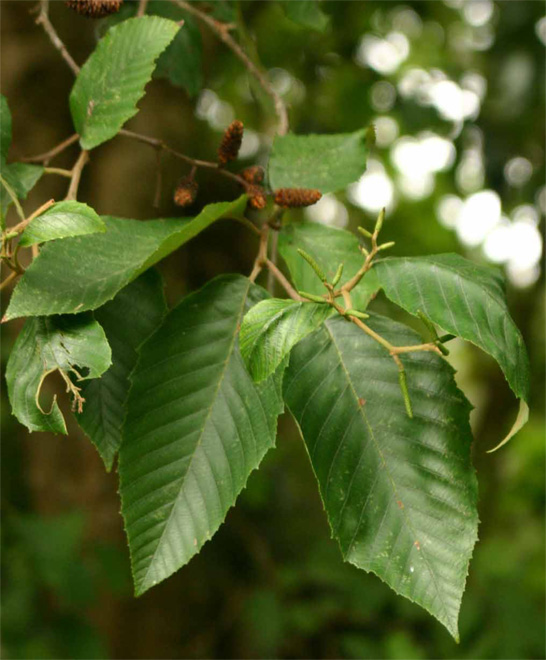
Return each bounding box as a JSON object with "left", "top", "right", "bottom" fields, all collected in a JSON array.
[
  {"left": 173, "top": 0, "right": 289, "bottom": 135},
  {"left": 118, "top": 128, "right": 249, "bottom": 188},
  {"left": 153, "top": 150, "right": 163, "bottom": 208},
  {"left": 44, "top": 167, "right": 73, "bottom": 178},
  {"left": 36, "top": 0, "right": 80, "bottom": 76},
  {"left": 249, "top": 224, "right": 269, "bottom": 282},
  {"left": 264, "top": 259, "right": 302, "bottom": 301},
  {"left": 65, "top": 150, "right": 89, "bottom": 200},
  {"left": 0, "top": 270, "right": 18, "bottom": 291},
  {"left": 6, "top": 198, "right": 55, "bottom": 236},
  {"left": 267, "top": 231, "right": 278, "bottom": 293},
  {"left": 136, "top": 0, "right": 149, "bottom": 17},
  {"left": 20, "top": 133, "right": 79, "bottom": 164}
]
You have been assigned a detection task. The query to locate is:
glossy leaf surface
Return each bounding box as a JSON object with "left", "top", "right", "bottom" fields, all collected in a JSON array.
[
  {"left": 278, "top": 222, "right": 379, "bottom": 310},
  {"left": 5, "top": 196, "right": 247, "bottom": 320},
  {"left": 285, "top": 313, "right": 478, "bottom": 639},
  {"left": 6, "top": 314, "right": 111, "bottom": 434},
  {"left": 77, "top": 270, "right": 166, "bottom": 470},
  {"left": 19, "top": 201, "right": 105, "bottom": 247},
  {"left": 375, "top": 254, "right": 530, "bottom": 447},
  {"left": 240, "top": 298, "right": 332, "bottom": 381},
  {"left": 70, "top": 16, "right": 179, "bottom": 150},
  {"left": 1, "top": 163, "right": 43, "bottom": 220},
  {"left": 268, "top": 130, "right": 368, "bottom": 193},
  {"left": 120, "top": 275, "right": 284, "bottom": 595}
]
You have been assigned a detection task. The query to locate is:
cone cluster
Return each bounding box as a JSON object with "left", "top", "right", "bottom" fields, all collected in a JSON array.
[
  {"left": 217, "top": 121, "right": 244, "bottom": 165},
  {"left": 66, "top": 0, "right": 123, "bottom": 18},
  {"left": 173, "top": 177, "right": 198, "bottom": 208},
  {"left": 274, "top": 188, "right": 322, "bottom": 208},
  {"left": 247, "top": 185, "right": 267, "bottom": 210},
  {"left": 241, "top": 166, "right": 264, "bottom": 184}
]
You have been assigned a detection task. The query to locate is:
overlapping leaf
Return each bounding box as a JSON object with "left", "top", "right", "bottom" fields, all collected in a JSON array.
[
  {"left": 285, "top": 313, "right": 479, "bottom": 639},
  {"left": 240, "top": 298, "right": 332, "bottom": 381},
  {"left": 19, "top": 201, "right": 105, "bottom": 247},
  {"left": 6, "top": 314, "right": 111, "bottom": 434},
  {"left": 119, "top": 275, "right": 284, "bottom": 595},
  {"left": 375, "top": 254, "right": 530, "bottom": 448},
  {"left": 278, "top": 222, "right": 379, "bottom": 310},
  {"left": 268, "top": 130, "right": 368, "bottom": 193},
  {"left": 70, "top": 16, "right": 179, "bottom": 150},
  {"left": 281, "top": 0, "right": 330, "bottom": 32},
  {"left": 4, "top": 195, "right": 247, "bottom": 320},
  {"left": 77, "top": 270, "right": 166, "bottom": 470}
]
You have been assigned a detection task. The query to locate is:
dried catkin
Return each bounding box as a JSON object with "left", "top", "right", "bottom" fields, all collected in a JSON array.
[
  {"left": 274, "top": 188, "right": 322, "bottom": 208},
  {"left": 173, "top": 177, "right": 198, "bottom": 207},
  {"left": 66, "top": 0, "right": 123, "bottom": 18},
  {"left": 247, "top": 185, "right": 267, "bottom": 210},
  {"left": 217, "top": 120, "right": 244, "bottom": 165},
  {"left": 241, "top": 166, "right": 264, "bottom": 184}
]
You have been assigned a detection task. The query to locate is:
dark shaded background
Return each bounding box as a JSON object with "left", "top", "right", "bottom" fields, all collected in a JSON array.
[{"left": 1, "top": 1, "right": 545, "bottom": 658}]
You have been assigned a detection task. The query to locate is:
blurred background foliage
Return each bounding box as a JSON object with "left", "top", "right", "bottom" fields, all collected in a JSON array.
[{"left": 1, "top": 1, "right": 544, "bottom": 658}]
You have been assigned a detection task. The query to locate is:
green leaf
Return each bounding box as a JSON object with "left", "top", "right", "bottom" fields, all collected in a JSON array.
[
  {"left": 4, "top": 195, "right": 247, "bottom": 321},
  {"left": 119, "top": 275, "right": 285, "bottom": 595},
  {"left": 0, "top": 163, "right": 44, "bottom": 219},
  {"left": 77, "top": 270, "right": 166, "bottom": 471},
  {"left": 284, "top": 313, "right": 479, "bottom": 640},
  {"left": 6, "top": 314, "right": 112, "bottom": 434},
  {"left": 19, "top": 201, "right": 106, "bottom": 247},
  {"left": 278, "top": 222, "right": 379, "bottom": 310},
  {"left": 69, "top": 16, "right": 180, "bottom": 150},
  {"left": 268, "top": 130, "right": 368, "bottom": 193},
  {"left": 240, "top": 298, "right": 333, "bottom": 381},
  {"left": 374, "top": 254, "right": 530, "bottom": 447},
  {"left": 1, "top": 94, "right": 11, "bottom": 161},
  {"left": 148, "top": 2, "right": 203, "bottom": 97},
  {"left": 281, "top": 0, "right": 330, "bottom": 32}
]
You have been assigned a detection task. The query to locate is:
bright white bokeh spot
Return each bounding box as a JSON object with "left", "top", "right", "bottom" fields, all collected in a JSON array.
[
  {"left": 507, "top": 221, "right": 543, "bottom": 269},
  {"left": 356, "top": 32, "right": 410, "bottom": 74},
  {"left": 507, "top": 263, "right": 541, "bottom": 288},
  {"left": 195, "top": 89, "right": 235, "bottom": 130},
  {"left": 504, "top": 157, "right": 533, "bottom": 187},
  {"left": 392, "top": 8, "right": 423, "bottom": 38},
  {"left": 456, "top": 190, "right": 501, "bottom": 247},
  {"left": 398, "top": 67, "right": 431, "bottom": 98},
  {"left": 348, "top": 161, "right": 395, "bottom": 213},
  {"left": 460, "top": 71, "right": 487, "bottom": 101},
  {"left": 373, "top": 116, "right": 399, "bottom": 147},
  {"left": 536, "top": 16, "right": 546, "bottom": 46},
  {"left": 305, "top": 194, "right": 349, "bottom": 228},
  {"left": 268, "top": 68, "right": 293, "bottom": 96},
  {"left": 238, "top": 129, "right": 260, "bottom": 159},
  {"left": 437, "top": 194, "right": 463, "bottom": 229},
  {"left": 370, "top": 81, "right": 397, "bottom": 112},
  {"left": 398, "top": 171, "right": 435, "bottom": 200},
  {"left": 420, "top": 135, "right": 456, "bottom": 171},
  {"left": 463, "top": 0, "right": 494, "bottom": 27},
  {"left": 456, "top": 149, "right": 485, "bottom": 193},
  {"left": 483, "top": 221, "right": 513, "bottom": 263},
  {"left": 512, "top": 204, "right": 539, "bottom": 226}
]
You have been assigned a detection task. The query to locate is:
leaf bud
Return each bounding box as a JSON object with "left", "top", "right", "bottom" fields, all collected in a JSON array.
[
  {"left": 357, "top": 226, "right": 373, "bottom": 239},
  {"left": 298, "top": 291, "right": 328, "bottom": 304},
  {"left": 241, "top": 166, "right": 264, "bottom": 184},
  {"left": 374, "top": 207, "right": 386, "bottom": 234},
  {"left": 297, "top": 249, "right": 327, "bottom": 282},
  {"left": 331, "top": 263, "right": 344, "bottom": 287}
]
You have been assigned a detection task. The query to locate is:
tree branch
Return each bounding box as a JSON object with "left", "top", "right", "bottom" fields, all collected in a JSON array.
[
  {"left": 20, "top": 133, "right": 79, "bottom": 164},
  {"left": 65, "top": 150, "right": 89, "bottom": 200},
  {"left": 173, "top": 0, "right": 289, "bottom": 135},
  {"left": 36, "top": 0, "right": 80, "bottom": 76}
]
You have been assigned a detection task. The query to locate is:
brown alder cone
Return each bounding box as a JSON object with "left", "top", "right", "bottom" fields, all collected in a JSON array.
[
  {"left": 217, "top": 120, "right": 244, "bottom": 165},
  {"left": 66, "top": 0, "right": 123, "bottom": 18},
  {"left": 274, "top": 188, "right": 322, "bottom": 208},
  {"left": 247, "top": 185, "right": 267, "bottom": 210},
  {"left": 173, "top": 177, "right": 198, "bottom": 207},
  {"left": 241, "top": 165, "right": 264, "bottom": 184}
]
